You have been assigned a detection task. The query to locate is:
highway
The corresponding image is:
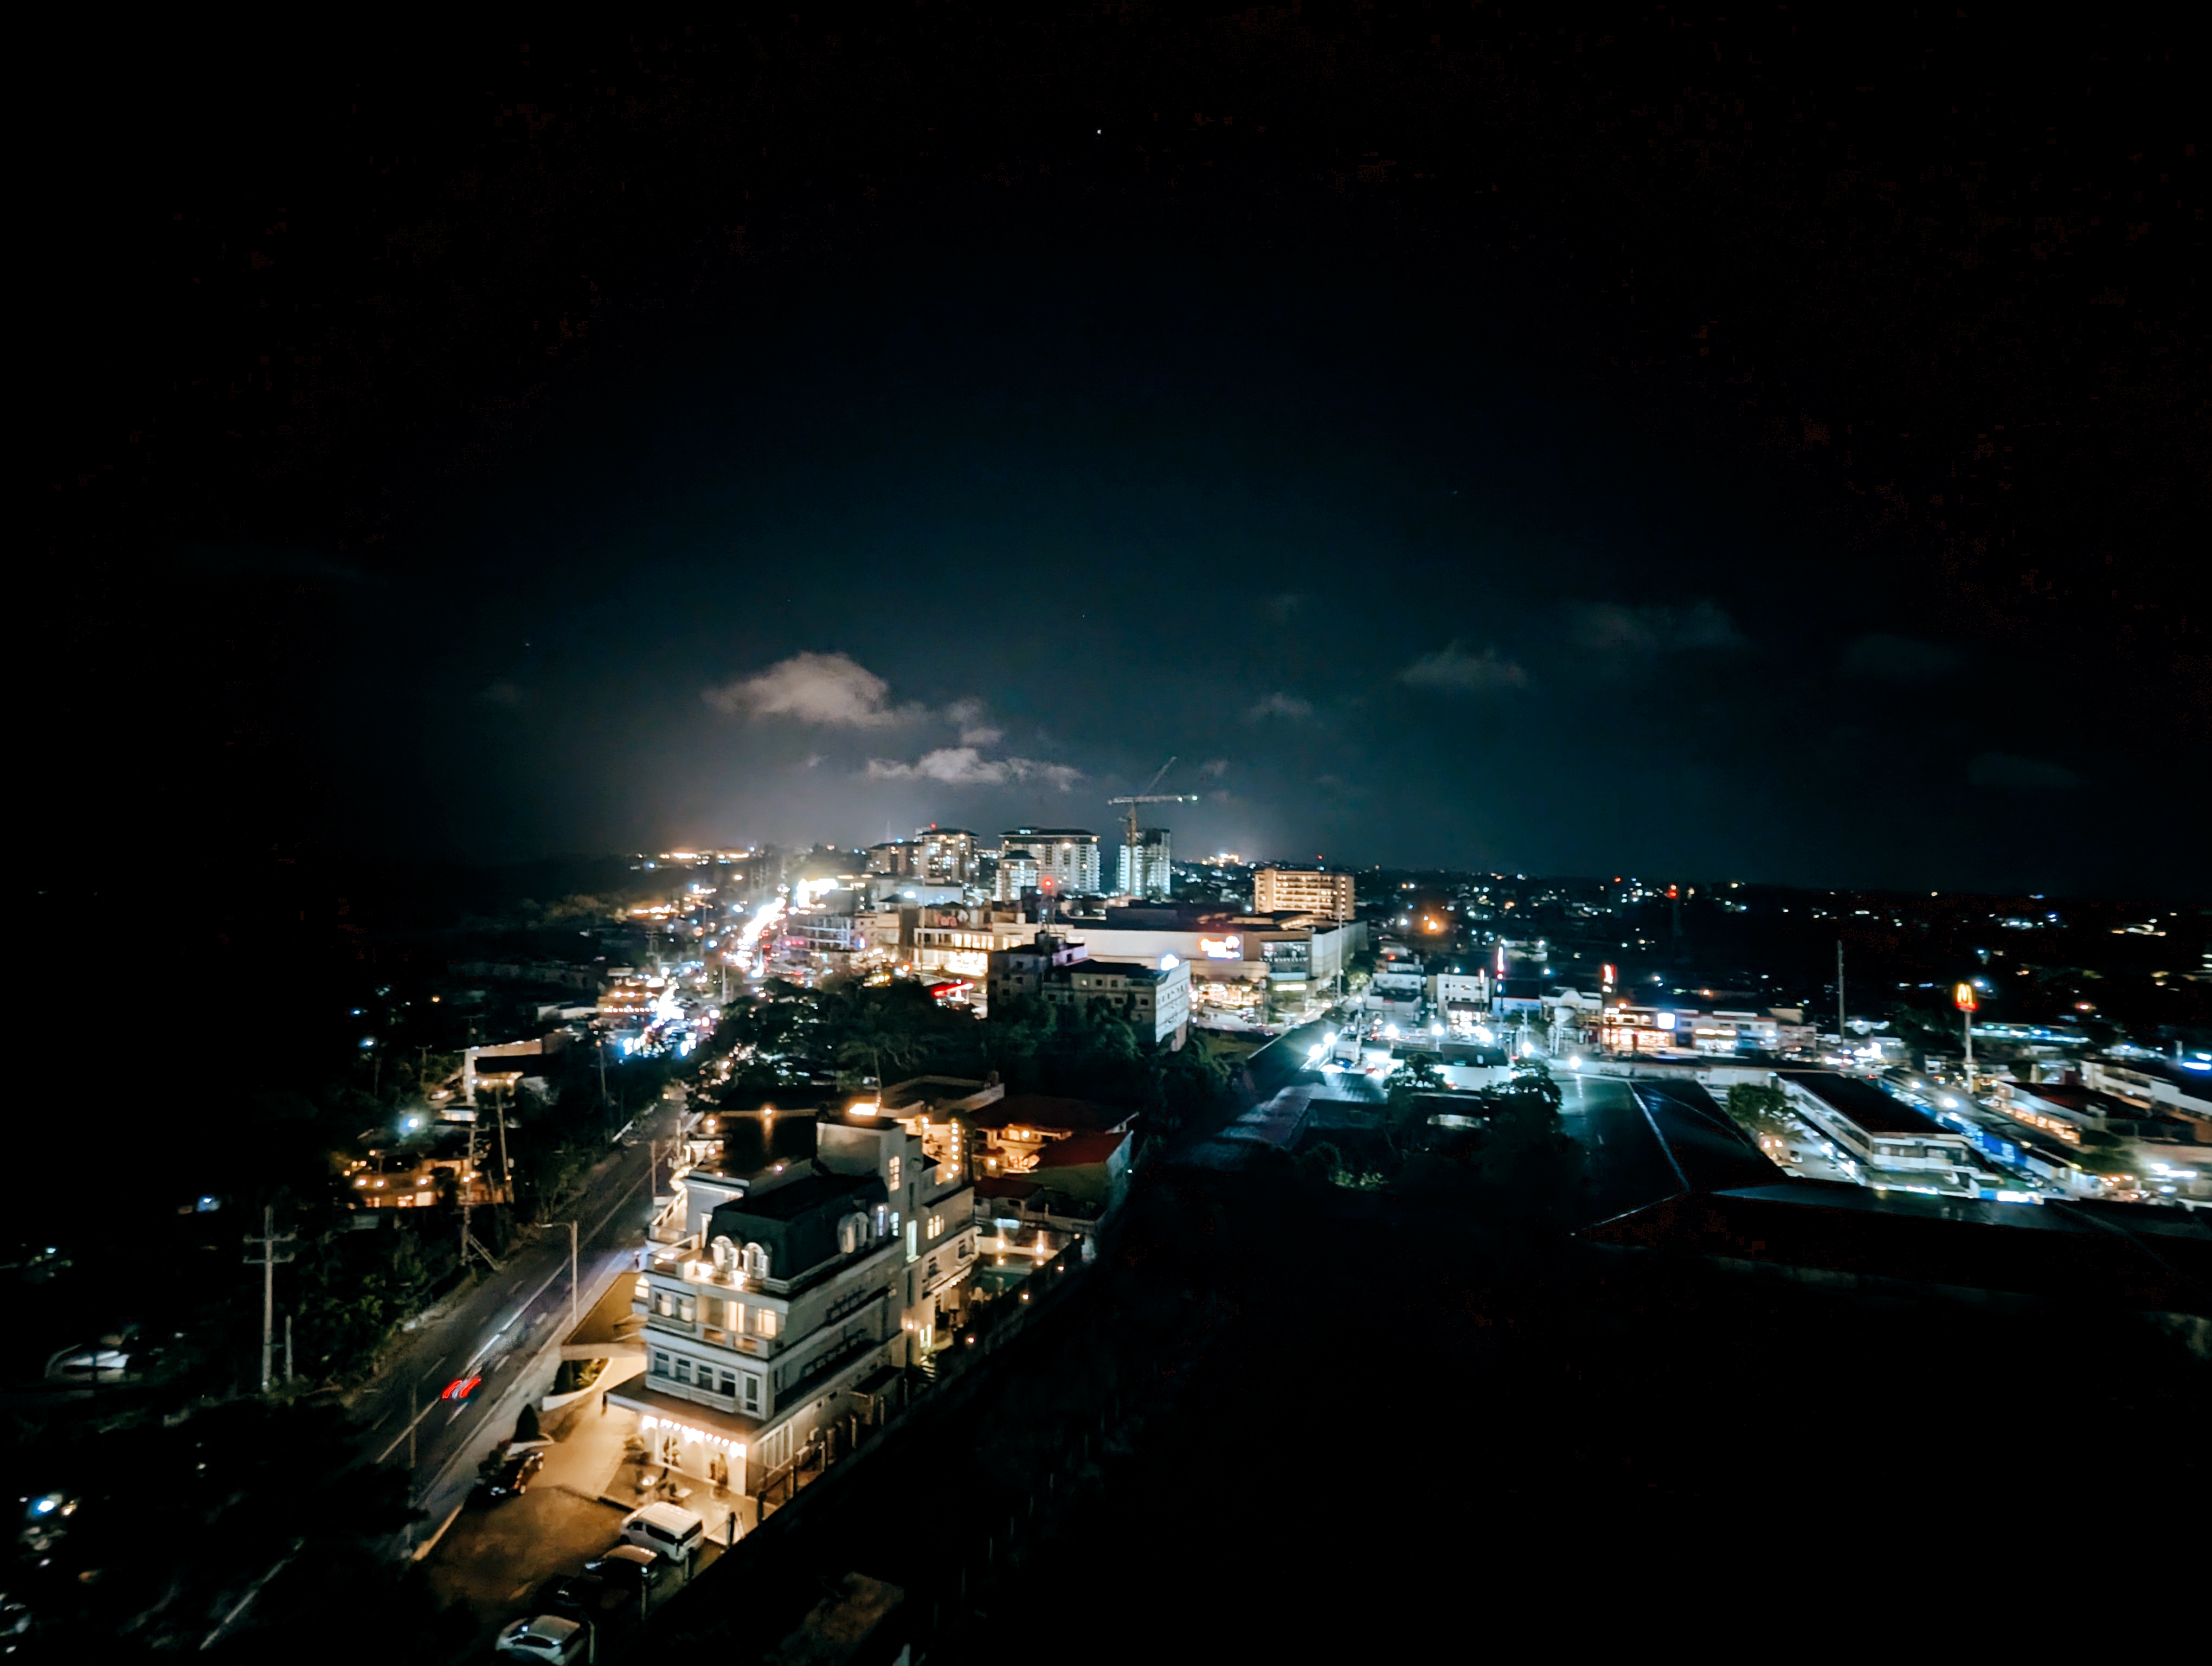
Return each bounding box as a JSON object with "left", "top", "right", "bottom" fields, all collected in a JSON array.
[{"left": 347, "top": 1102, "right": 681, "bottom": 1550}]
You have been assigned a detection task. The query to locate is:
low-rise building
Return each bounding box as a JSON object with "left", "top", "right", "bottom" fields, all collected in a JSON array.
[
  {"left": 965, "top": 1094, "right": 1139, "bottom": 1185},
  {"left": 2083, "top": 1057, "right": 2212, "bottom": 1139},
  {"left": 1778, "top": 1071, "right": 1990, "bottom": 1196}
]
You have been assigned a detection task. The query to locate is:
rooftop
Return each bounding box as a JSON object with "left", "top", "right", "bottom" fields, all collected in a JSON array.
[
  {"left": 969, "top": 1095, "right": 1131, "bottom": 1135},
  {"left": 1782, "top": 1071, "right": 1952, "bottom": 1138},
  {"left": 1032, "top": 1132, "right": 1130, "bottom": 1169},
  {"left": 718, "top": 1164, "right": 879, "bottom": 1223},
  {"left": 1584, "top": 1182, "right": 2209, "bottom": 1311}
]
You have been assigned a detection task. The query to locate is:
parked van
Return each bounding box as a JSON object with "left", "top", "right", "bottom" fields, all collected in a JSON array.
[{"left": 620, "top": 1502, "right": 705, "bottom": 1563}]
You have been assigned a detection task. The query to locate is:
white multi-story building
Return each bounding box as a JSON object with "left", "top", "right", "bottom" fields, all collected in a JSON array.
[
  {"left": 1253, "top": 867, "right": 1355, "bottom": 921},
  {"left": 914, "top": 827, "right": 980, "bottom": 887},
  {"left": 1116, "top": 828, "right": 1173, "bottom": 900},
  {"left": 1001, "top": 828, "right": 1102, "bottom": 898},
  {"left": 984, "top": 933, "right": 1191, "bottom": 1046},
  {"left": 609, "top": 1112, "right": 975, "bottom": 1496}
]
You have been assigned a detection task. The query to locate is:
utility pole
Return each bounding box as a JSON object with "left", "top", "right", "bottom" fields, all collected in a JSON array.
[
  {"left": 242, "top": 1207, "right": 296, "bottom": 1395},
  {"left": 284, "top": 1313, "right": 294, "bottom": 1384},
  {"left": 492, "top": 1081, "right": 513, "bottom": 1203},
  {"left": 569, "top": 1220, "right": 580, "bottom": 1335},
  {"left": 458, "top": 1119, "right": 503, "bottom": 1272},
  {"left": 1836, "top": 939, "right": 1847, "bottom": 1045}
]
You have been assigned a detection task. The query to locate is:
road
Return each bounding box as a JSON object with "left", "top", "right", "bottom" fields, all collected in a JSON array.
[{"left": 348, "top": 1103, "right": 681, "bottom": 1549}]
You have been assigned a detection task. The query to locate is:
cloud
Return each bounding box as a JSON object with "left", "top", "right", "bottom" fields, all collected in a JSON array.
[
  {"left": 1841, "top": 633, "right": 1966, "bottom": 683},
  {"left": 1574, "top": 600, "right": 1745, "bottom": 655},
  {"left": 865, "top": 748, "right": 1082, "bottom": 791},
  {"left": 703, "top": 652, "right": 917, "bottom": 726},
  {"left": 1398, "top": 642, "right": 1529, "bottom": 693},
  {"left": 1198, "top": 758, "right": 1230, "bottom": 778},
  {"left": 1968, "top": 751, "right": 2084, "bottom": 791},
  {"left": 941, "top": 695, "right": 1005, "bottom": 745},
  {"left": 1246, "top": 692, "right": 1314, "bottom": 721}
]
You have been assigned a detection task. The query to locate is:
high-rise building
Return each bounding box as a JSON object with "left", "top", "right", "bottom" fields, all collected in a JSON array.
[
  {"left": 914, "top": 827, "right": 979, "bottom": 886},
  {"left": 866, "top": 841, "right": 919, "bottom": 878},
  {"left": 993, "top": 851, "right": 1039, "bottom": 903},
  {"left": 1000, "top": 828, "right": 1102, "bottom": 897},
  {"left": 1253, "top": 867, "right": 1355, "bottom": 921},
  {"left": 1116, "top": 828, "right": 1173, "bottom": 900}
]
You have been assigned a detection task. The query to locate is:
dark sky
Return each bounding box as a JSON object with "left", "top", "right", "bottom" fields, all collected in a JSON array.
[{"left": 32, "top": 7, "right": 2208, "bottom": 899}]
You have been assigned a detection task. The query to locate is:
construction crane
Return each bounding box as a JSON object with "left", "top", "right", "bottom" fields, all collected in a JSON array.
[{"left": 1108, "top": 758, "right": 1200, "bottom": 898}]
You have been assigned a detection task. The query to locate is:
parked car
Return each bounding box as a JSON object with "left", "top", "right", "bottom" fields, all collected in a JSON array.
[
  {"left": 483, "top": 1449, "right": 545, "bottom": 1500},
  {"left": 583, "top": 1545, "right": 664, "bottom": 1590},
  {"left": 619, "top": 1501, "right": 705, "bottom": 1562},
  {"left": 494, "top": 1614, "right": 590, "bottom": 1663},
  {"left": 542, "top": 1574, "right": 618, "bottom": 1619}
]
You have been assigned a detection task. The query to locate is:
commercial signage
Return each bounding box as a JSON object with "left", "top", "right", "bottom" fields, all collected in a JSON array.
[
  {"left": 1954, "top": 982, "right": 1978, "bottom": 1013},
  {"left": 1199, "top": 935, "right": 1243, "bottom": 960}
]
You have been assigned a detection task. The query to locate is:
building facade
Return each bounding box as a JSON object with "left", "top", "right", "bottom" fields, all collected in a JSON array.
[
  {"left": 1001, "top": 828, "right": 1102, "bottom": 898},
  {"left": 915, "top": 828, "right": 980, "bottom": 887},
  {"left": 984, "top": 933, "right": 1191, "bottom": 1045},
  {"left": 1253, "top": 867, "right": 1355, "bottom": 921},
  {"left": 1116, "top": 828, "right": 1173, "bottom": 900},
  {"left": 610, "top": 1112, "right": 975, "bottom": 1496}
]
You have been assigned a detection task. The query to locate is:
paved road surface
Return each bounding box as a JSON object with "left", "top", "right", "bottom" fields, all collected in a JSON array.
[{"left": 348, "top": 1104, "right": 680, "bottom": 1547}]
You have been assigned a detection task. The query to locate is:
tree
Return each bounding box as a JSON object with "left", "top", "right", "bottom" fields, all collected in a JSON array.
[
  {"left": 1476, "top": 1062, "right": 1581, "bottom": 1219},
  {"left": 1295, "top": 1140, "right": 1345, "bottom": 1183},
  {"left": 834, "top": 1001, "right": 922, "bottom": 1090},
  {"left": 515, "top": 1402, "right": 542, "bottom": 1443},
  {"left": 1724, "top": 1082, "right": 1795, "bottom": 1143},
  {"left": 1382, "top": 1052, "right": 1445, "bottom": 1156}
]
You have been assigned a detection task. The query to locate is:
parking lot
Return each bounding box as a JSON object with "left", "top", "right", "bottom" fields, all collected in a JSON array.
[{"left": 421, "top": 1393, "right": 745, "bottom": 1657}]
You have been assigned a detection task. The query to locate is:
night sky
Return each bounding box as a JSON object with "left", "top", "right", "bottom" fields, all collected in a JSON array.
[{"left": 33, "top": 9, "right": 2206, "bottom": 900}]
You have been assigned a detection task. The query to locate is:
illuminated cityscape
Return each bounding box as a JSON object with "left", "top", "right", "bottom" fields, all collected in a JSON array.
[{"left": 18, "top": 8, "right": 2203, "bottom": 1661}]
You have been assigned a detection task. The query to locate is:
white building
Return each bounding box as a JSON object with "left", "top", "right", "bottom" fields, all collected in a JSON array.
[
  {"left": 1253, "top": 867, "right": 1355, "bottom": 921},
  {"left": 914, "top": 828, "right": 980, "bottom": 886},
  {"left": 985, "top": 933, "right": 1191, "bottom": 1045},
  {"left": 1001, "top": 828, "right": 1103, "bottom": 898},
  {"left": 610, "top": 1111, "right": 975, "bottom": 1496},
  {"left": 1116, "top": 828, "right": 1173, "bottom": 900}
]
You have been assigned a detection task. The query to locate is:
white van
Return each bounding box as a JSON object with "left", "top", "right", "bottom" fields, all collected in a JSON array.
[{"left": 620, "top": 1502, "right": 706, "bottom": 1563}]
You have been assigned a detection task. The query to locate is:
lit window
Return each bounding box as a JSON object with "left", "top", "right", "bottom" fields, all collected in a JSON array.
[
  {"left": 757, "top": 1307, "right": 779, "bottom": 1338},
  {"left": 888, "top": 1155, "right": 902, "bottom": 1188}
]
